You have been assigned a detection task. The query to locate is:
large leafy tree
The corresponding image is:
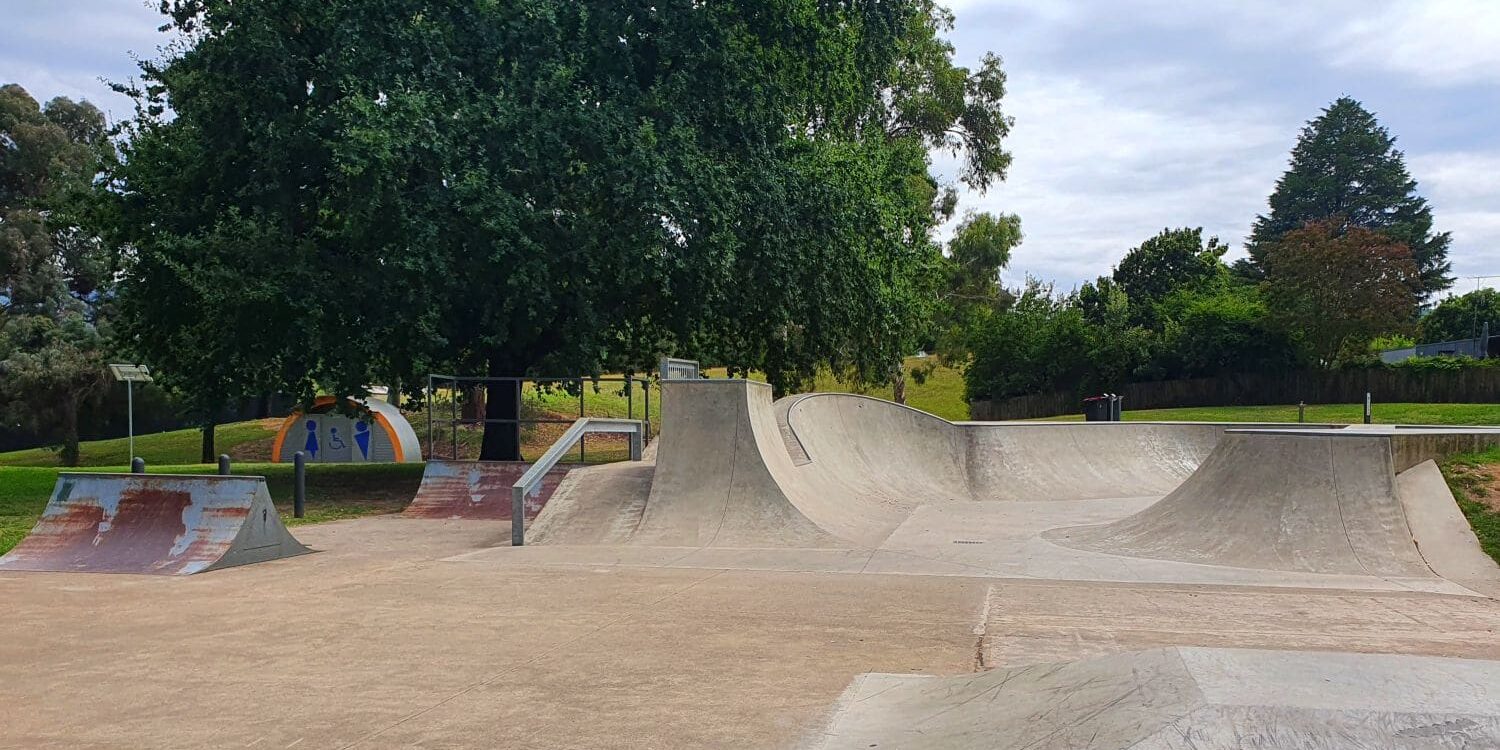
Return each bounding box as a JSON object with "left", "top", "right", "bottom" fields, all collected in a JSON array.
[
  {"left": 926, "top": 211, "right": 1019, "bottom": 354},
  {"left": 110, "top": 0, "right": 1009, "bottom": 459},
  {"left": 1243, "top": 97, "right": 1451, "bottom": 297},
  {"left": 1419, "top": 288, "right": 1500, "bottom": 344},
  {"left": 1112, "top": 227, "right": 1227, "bottom": 314},
  {"left": 0, "top": 84, "right": 114, "bottom": 465},
  {"left": 1260, "top": 220, "right": 1418, "bottom": 366}
]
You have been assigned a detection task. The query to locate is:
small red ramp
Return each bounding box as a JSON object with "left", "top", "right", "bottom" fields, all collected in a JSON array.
[
  {"left": 0, "top": 474, "right": 310, "bottom": 575},
  {"left": 403, "top": 460, "right": 573, "bottom": 520}
]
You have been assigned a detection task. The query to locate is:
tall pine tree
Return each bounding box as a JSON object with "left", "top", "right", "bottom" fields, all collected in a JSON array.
[{"left": 1242, "top": 97, "right": 1452, "bottom": 298}]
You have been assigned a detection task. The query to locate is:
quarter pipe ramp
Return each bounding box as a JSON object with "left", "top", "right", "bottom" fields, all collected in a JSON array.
[
  {"left": 0, "top": 473, "right": 310, "bottom": 575},
  {"left": 1050, "top": 429, "right": 1500, "bottom": 580}
]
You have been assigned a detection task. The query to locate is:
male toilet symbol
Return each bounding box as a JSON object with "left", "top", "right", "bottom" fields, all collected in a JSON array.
[
  {"left": 303, "top": 420, "right": 320, "bottom": 459},
  {"left": 354, "top": 421, "right": 372, "bottom": 459}
]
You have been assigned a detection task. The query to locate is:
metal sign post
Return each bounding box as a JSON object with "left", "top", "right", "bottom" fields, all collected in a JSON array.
[{"left": 108, "top": 364, "right": 154, "bottom": 464}]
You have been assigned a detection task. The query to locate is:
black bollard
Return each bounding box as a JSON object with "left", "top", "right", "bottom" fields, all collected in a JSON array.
[
  {"left": 131, "top": 457, "right": 145, "bottom": 474},
  {"left": 293, "top": 451, "right": 306, "bottom": 518},
  {"left": 218, "top": 454, "right": 231, "bottom": 475}
]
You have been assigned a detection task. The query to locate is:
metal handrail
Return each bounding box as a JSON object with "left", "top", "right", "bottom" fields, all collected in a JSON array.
[{"left": 511, "top": 418, "right": 644, "bottom": 546}]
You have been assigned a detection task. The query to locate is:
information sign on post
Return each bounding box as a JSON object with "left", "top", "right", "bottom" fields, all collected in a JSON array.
[{"left": 109, "top": 364, "right": 154, "bottom": 464}]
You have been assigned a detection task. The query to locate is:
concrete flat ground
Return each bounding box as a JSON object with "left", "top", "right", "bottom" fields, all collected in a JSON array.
[{"left": 3, "top": 516, "right": 1500, "bottom": 749}]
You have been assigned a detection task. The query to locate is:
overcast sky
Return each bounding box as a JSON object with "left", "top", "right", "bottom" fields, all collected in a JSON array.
[{"left": 4, "top": 0, "right": 1498, "bottom": 294}]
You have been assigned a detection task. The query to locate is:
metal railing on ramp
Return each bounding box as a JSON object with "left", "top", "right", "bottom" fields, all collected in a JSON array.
[{"left": 512, "top": 418, "right": 644, "bottom": 546}]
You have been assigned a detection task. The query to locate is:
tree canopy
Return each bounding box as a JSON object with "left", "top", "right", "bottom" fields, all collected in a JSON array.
[
  {"left": 1244, "top": 97, "right": 1451, "bottom": 297},
  {"left": 0, "top": 84, "right": 114, "bottom": 465},
  {"left": 1112, "top": 228, "right": 1227, "bottom": 311},
  {"left": 1420, "top": 289, "right": 1500, "bottom": 344},
  {"left": 1260, "top": 220, "right": 1418, "bottom": 365},
  {"left": 108, "top": 0, "right": 1013, "bottom": 458}
]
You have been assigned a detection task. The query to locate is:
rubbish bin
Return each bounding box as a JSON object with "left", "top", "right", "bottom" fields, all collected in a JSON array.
[{"left": 1084, "top": 395, "right": 1113, "bottom": 422}]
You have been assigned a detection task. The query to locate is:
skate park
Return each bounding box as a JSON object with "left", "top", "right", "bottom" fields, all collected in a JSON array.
[
  {"left": 4, "top": 370, "right": 1500, "bottom": 748},
  {"left": 11, "top": 1, "right": 1500, "bottom": 745}
]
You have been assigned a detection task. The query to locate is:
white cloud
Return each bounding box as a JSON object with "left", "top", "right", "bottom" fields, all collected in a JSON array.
[
  {"left": 1326, "top": 0, "right": 1500, "bottom": 86},
  {"left": 947, "top": 68, "right": 1287, "bottom": 288},
  {"left": 1407, "top": 152, "right": 1500, "bottom": 282}
]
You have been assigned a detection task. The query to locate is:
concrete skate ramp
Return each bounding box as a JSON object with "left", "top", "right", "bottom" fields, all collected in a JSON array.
[
  {"left": 627, "top": 380, "right": 836, "bottom": 547},
  {"left": 404, "top": 460, "right": 572, "bottom": 520},
  {"left": 0, "top": 474, "right": 309, "bottom": 575},
  {"left": 1052, "top": 429, "right": 1500, "bottom": 579},
  {"left": 533, "top": 380, "right": 1334, "bottom": 550},
  {"left": 780, "top": 393, "right": 1306, "bottom": 504},
  {"left": 1400, "top": 459, "right": 1500, "bottom": 596},
  {"left": 810, "top": 647, "right": 1500, "bottom": 749}
]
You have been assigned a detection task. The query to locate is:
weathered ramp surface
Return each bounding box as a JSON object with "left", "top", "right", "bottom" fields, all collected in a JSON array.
[
  {"left": 810, "top": 647, "right": 1500, "bottom": 749},
  {"left": 404, "top": 460, "right": 572, "bottom": 520},
  {"left": 0, "top": 474, "right": 309, "bottom": 575},
  {"left": 1049, "top": 431, "right": 1481, "bottom": 578}
]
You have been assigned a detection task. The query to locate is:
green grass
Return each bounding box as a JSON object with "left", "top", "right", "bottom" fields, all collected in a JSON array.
[
  {"left": 0, "top": 420, "right": 281, "bottom": 467},
  {"left": 0, "top": 462, "right": 425, "bottom": 556},
  {"left": 1033, "top": 402, "right": 1500, "bottom": 425},
  {"left": 1440, "top": 447, "right": 1500, "bottom": 565},
  {"left": 0, "top": 467, "right": 62, "bottom": 555},
  {"left": 700, "top": 356, "right": 970, "bottom": 421}
]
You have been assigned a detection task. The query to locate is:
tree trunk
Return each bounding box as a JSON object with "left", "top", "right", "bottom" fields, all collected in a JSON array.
[
  {"left": 200, "top": 420, "right": 216, "bottom": 463},
  {"left": 892, "top": 363, "right": 908, "bottom": 405},
  {"left": 461, "top": 384, "right": 486, "bottom": 421},
  {"left": 387, "top": 379, "right": 402, "bottom": 410},
  {"left": 60, "top": 397, "right": 81, "bottom": 468},
  {"left": 479, "top": 353, "right": 523, "bottom": 461}
]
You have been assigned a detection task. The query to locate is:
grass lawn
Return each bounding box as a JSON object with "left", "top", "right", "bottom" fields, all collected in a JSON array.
[
  {"left": 1035, "top": 402, "right": 1500, "bottom": 425},
  {"left": 701, "top": 355, "right": 970, "bottom": 421},
  {"left": 0, "top": 462, "right": 425, "bottom": 556},
  {"left": 1440, "top": 447, "right": 1500, "bottom": 565},
  {"left": 0, "top": 419, "right": 282, "bottom": 467}
]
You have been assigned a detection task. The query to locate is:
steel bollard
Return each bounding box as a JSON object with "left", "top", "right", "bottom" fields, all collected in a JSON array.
[
  {"left": 1364, "top": 392, "right": 1372, "bottom": 424},
  {"left": 293, "top": 451, "right": 306, "bottom": 518},
  {"left": 1298, "top": 401, "right": 1305, "bottom": 423},
  {"left": 218, "top": 454, "right": 231, "bottom": 475}
]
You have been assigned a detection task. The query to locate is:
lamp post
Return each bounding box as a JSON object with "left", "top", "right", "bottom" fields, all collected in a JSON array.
[{"left": 108, "top": 364, "right": 153, "bottom": 465}]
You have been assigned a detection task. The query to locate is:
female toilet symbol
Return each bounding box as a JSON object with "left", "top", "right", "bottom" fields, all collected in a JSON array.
[
  {"left": 303, "top": 420, "right": 320, "bottom": 459},
  {"left": 353, "top": 421, "right": 372, "bottom": 459}
]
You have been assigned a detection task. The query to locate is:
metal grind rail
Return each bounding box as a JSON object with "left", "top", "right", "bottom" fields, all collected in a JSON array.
[{"left": 510, "top": 418, "right": 645, "bottom": 546}]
